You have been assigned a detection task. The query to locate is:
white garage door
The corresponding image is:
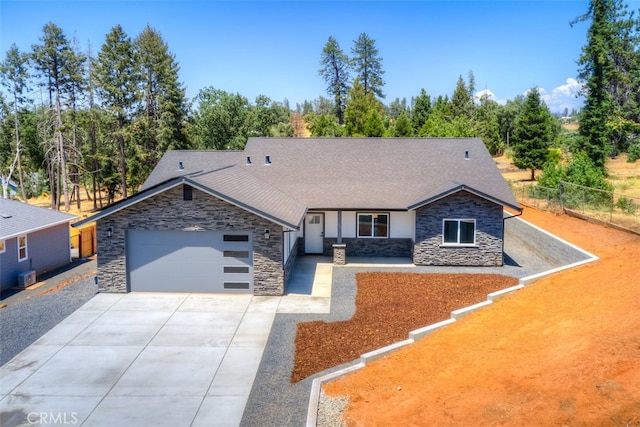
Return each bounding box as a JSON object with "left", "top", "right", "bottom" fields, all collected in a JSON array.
[{"left": 126, "top": 230, "right": 253, "bottom": 293}]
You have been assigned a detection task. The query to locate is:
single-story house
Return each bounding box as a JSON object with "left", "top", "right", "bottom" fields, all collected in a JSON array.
[
  {"left": 0, "top": 199, "right": 76, "bottom": 291},
  {"left": 73, "top": 137, "right": 521, "bottom": 296}
]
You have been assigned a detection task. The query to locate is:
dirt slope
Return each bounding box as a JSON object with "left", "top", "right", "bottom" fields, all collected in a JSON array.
[{"left": 324, "top": 208, "right": 640, "bottom": 426}]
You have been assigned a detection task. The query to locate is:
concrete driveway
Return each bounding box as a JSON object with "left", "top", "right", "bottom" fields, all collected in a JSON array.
[{"left": 1, "top": 292, "right": 285, "bottom": 427}]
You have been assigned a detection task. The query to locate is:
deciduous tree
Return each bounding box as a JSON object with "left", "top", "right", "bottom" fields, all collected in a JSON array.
[{"left": 0, "top": 44, "right": 30, "bottom": 200}]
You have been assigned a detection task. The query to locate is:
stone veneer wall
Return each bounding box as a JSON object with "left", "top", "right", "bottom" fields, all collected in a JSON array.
[
  {"left": 323, "top": 237, "right": 413, "bottom": 257},
  {"left": 97, "top": 185, "right": 284, "bottom": 295},
  {"left": 413, "top": 192, "right": 504, "bottom": 266}
]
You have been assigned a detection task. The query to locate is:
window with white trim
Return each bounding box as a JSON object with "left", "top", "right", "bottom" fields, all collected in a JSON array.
[
  {"left": 442, "top": 219, "right": 476, "bottom": 245},
  {"left": 18, "top": 235, "right": 28, "bottom": 261},
  {"left": 0, "top": 240, "right": 5, "bottom": 254},
  {"left": 357, "top": 213, "right": 389, "bottom": 238}
]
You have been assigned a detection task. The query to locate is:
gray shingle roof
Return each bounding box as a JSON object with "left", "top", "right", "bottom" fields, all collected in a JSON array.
[
  {"left": 143, "top": 138, "right": 519, "bottom": 211},
  {"left": 78, "top": 137, "right": 520, "bottom": 229},
  {"left": 187, "top": 166, "right": 306, "bottom": 229},
  {"left": 0, "top": 198, "right": 76, "bottom": 240}
]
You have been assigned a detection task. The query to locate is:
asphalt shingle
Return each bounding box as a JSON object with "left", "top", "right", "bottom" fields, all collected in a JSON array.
[{"left": 0, "top": 199, "right": 76, "bottom": 240}]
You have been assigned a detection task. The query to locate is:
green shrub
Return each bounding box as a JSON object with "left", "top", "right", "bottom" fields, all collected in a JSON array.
[
  {"left": 616, "top": 196, "right": 637, "bottom": 215},
  {"left": 628, "top": 143, "right": 640, "bottom": 163}
]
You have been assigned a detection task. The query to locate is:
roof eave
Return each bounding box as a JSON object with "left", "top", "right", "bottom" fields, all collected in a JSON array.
[
  {"left": 1, "top": 216, "right": 76, "bottom": 241},
  {"left": 72, "top": 177, "right": 304, "bottom": 231},
  {"left": 72, "top": 179, "right": 184, "bottom": 228},
  {"left": 408, "top": 185, "right": 522, "bottom": 212}
]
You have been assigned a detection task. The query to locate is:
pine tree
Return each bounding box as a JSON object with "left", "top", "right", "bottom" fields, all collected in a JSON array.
[
  {"left": 351, "top": 33, "right": 385, "bottom": 99},
  {"left": 134, "top": 25, "right": 189, "bottom": 183},
  {"left": 511, "top": 88, "right": 555, "bottom": 180},
  {"left": 92, "top": 25, "right": 140, "bottom": 198},
  {"left": 393, "top": 111, "right": 413, "bottom": 137},
  {"left": 319, "top": 36, "right": 350, "bottom": 125},
  {"left": 344, "top": 78, "right": 383, "bottom": 136},
  {"left": 411, "top": 89, "right": 431, "bottom": 134},
  {"left": 572, "top": 0, "right": 640, "bottom": 167},
  {"left": 31, "top": 23, "right": 86, "bottom": 210},
  {"left": 476, "top": 95, "right": 503, "bottom": 155},
  {"left": 451, "top": 75, "right": 474, "bottom": 119}
]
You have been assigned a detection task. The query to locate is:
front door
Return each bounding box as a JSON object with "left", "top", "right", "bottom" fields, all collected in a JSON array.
[{"left": 305, "top": 213, "right": 324, "bottom": 254}]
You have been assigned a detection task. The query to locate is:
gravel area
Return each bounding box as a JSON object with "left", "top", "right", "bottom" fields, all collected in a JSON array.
[{"left": 0, "top": 259, "right": 98, "bottom": 366}]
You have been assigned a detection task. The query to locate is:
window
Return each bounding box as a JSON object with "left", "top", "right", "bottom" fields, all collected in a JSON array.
[
  {"left": 18, "top": 235, "right": 28, "bottom": 261},
  {"left": 0, "top": 240, "right": 5, "bottom": 253},
  {"left": 443, "top": 219, "right": 476, "bottom": 245},
  {"left": 357, "top": 213, "right": 389, "bottom": 238}
]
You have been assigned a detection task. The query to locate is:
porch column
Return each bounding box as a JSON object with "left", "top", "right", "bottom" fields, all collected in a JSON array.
[
  {"left": 332, "top": 243, "right": 346, "bottom": 265},
  {"left": 333, "top": 210, "right": 346, "bottom": 265}
]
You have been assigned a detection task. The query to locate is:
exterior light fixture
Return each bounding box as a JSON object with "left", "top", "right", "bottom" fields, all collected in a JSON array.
[
  {"left": 107, "top": 227, "right": 112, "bottom": 238},
  {"left": 264, "top": 229, "right": 270, "bottom": 239}
]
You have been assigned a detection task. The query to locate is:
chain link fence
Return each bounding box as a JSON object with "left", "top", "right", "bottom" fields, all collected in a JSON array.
[{"left": 512, "top": 181, "right": 640, "bottom": 234}]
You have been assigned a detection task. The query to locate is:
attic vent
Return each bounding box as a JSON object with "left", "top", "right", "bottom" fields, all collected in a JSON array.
[
  {"left": 0, "top": 212, "right": 11, "bottom": 219},
  {"left": 265, "top": 155, "right": 271, "bottom": 165},
  {"left": 464, "top": 151, "right": 470, "bottom": 160},
  {"left": 246, "top": 156, "right": 252, "bottom": 165},
  {"left": 178, "top": 161, "right": 184, "bottom": 170}
]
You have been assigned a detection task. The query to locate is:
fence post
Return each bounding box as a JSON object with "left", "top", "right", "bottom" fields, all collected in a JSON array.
[{"left": 559, "top": 181, "right": 564, "bottom": 211}]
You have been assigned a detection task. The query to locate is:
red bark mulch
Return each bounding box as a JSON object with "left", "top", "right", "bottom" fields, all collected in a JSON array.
[{"left": 291, "top": 272, "right": 518, "bottom": 383}]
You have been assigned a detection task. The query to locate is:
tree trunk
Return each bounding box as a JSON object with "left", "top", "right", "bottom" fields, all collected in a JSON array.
[
  {"left": 12, "top": 96, "right": 27, "bottom": 202},
  {"left": 530, "top": 168, "right": 535, "bottom": 181},
  {"left": 56, "top": 92, "right": 70, "bottom": 211},
  {"left": 118, "top": 115, "right": 128, "bottom": 199}
]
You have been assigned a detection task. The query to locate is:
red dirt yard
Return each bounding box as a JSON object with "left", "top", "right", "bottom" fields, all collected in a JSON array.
[{"left": 324, "top": 208, "right": 640, "bottom": 426}]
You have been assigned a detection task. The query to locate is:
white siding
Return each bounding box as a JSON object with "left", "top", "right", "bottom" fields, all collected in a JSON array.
[
  {"left": 297, "top": 211, "right": 415, "bottom": 241},
  {"left": 342, "top": 211, "right": 357, "bottom": 238},
  {"left": 324, "top": 211, "right": 338, "bottom": 238},
  {"left": 390, "top": 211, "right": 415, "bottom": 239}
]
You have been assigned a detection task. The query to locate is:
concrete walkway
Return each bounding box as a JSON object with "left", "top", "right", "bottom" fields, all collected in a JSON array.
[{"left": 0, "top": 260, "right": 332, "bottom": 427}]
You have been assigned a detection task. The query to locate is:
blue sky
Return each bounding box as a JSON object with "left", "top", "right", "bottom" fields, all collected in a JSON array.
[{"left": 2, "top": 0, "right": 636, "bottom": 113}]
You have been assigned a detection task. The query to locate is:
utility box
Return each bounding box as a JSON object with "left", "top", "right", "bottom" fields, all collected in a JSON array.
[{"left": 17, "top": 270, "right": 36, "bottom": 288}]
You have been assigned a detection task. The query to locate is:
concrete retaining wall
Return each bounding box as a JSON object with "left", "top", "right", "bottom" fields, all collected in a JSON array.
[{"left": 505, "top": 215, "right": 592, "bottom": 267}]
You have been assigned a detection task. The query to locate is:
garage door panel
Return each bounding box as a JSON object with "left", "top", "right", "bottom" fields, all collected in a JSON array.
[{"left": 127, "top": 230, "right": 252, "bottom": 293}]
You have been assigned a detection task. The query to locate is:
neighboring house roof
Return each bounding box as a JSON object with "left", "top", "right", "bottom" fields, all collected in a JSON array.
[
  {"left": 0, "top": 198, "right": 76, "bottom": 240},
  {"left": 75, "top": 137, "right": 520, "bottom": 229}
]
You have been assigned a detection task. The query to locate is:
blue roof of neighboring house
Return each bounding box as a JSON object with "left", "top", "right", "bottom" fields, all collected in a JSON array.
[{"left": 0, "top": 198, "right": 77, "bottom": 240}]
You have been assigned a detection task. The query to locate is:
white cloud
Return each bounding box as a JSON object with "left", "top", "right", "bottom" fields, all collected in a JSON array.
[
  {"left": 539, "top": 78, "right": 584, "bottom": 114},
  {"left": 474, "top": 88, "right": 509, "bottom": 106}
]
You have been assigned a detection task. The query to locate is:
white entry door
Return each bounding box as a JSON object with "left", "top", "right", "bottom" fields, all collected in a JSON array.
[{"left": 305, "top": 213, "right": 324, "bottom": 254}]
